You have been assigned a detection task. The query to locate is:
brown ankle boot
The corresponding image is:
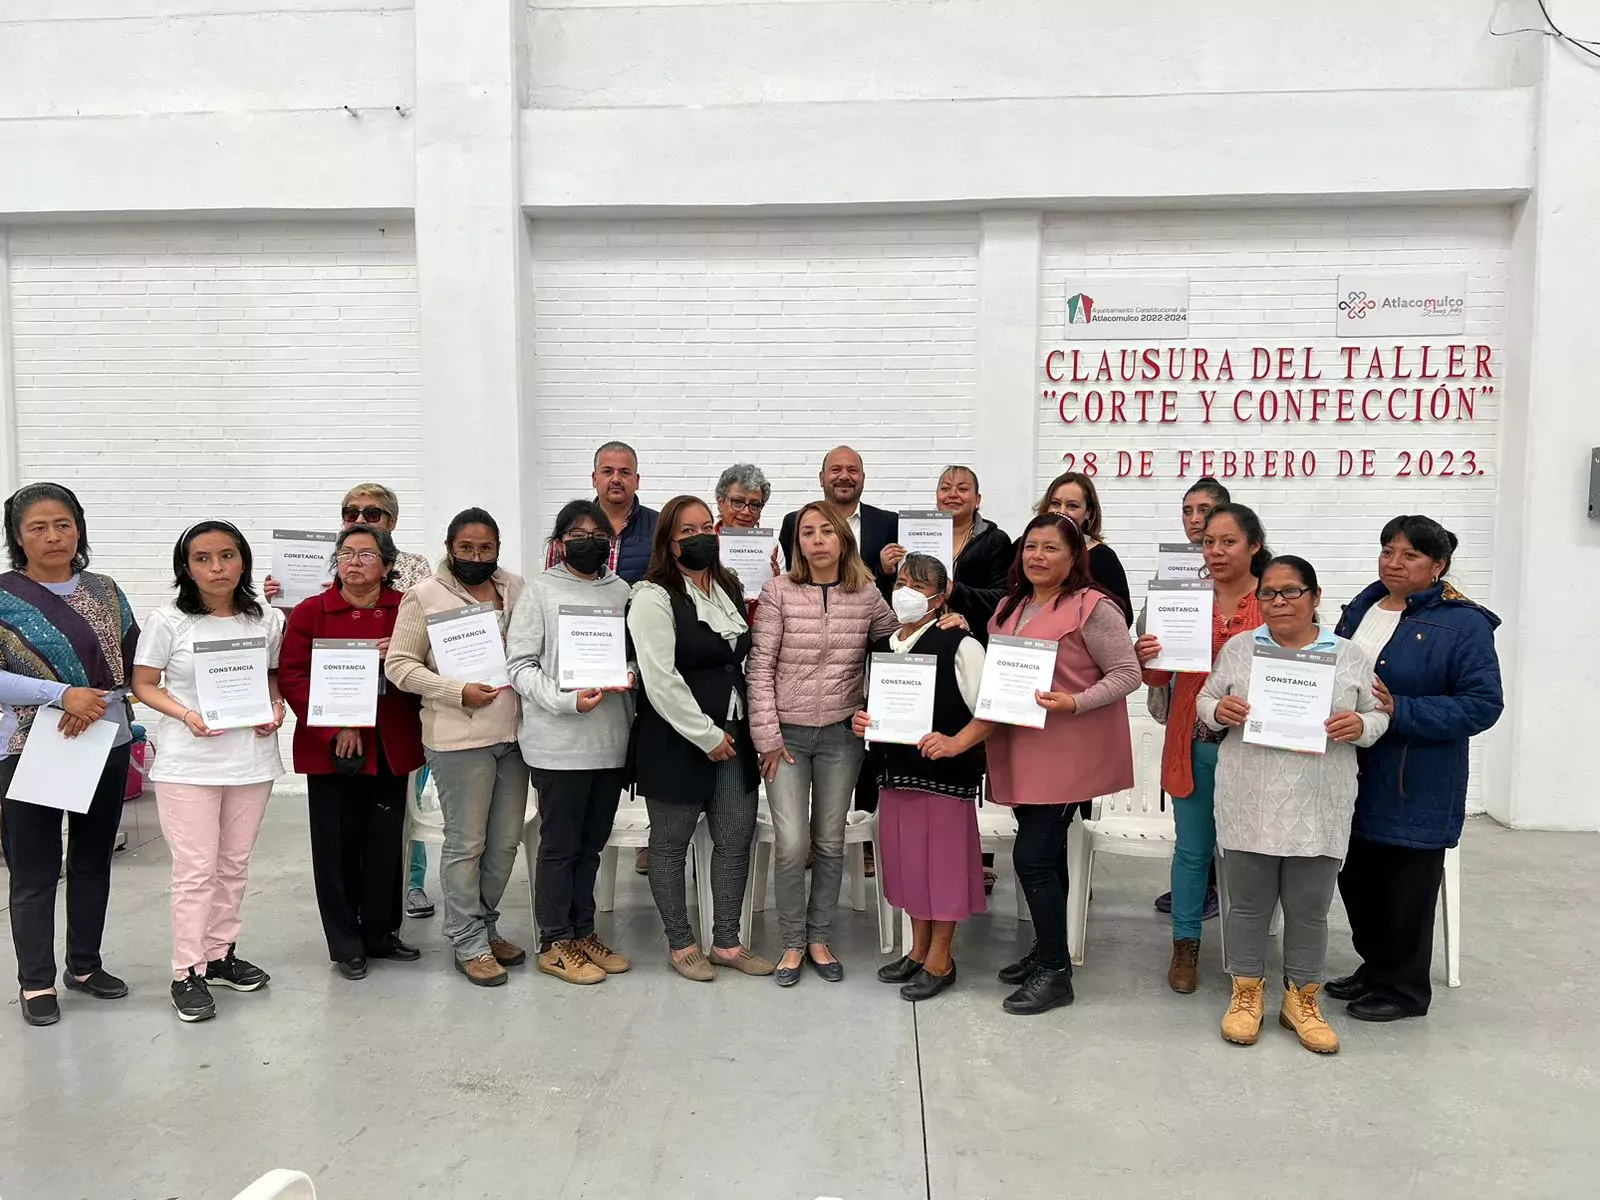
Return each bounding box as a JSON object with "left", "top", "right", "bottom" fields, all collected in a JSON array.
[
  {"left": 1280, "top": 981, "right": 1340, "bottom": 1054},
  {"left": 1168, "top": 938, "right": 1200, "bottom": 994},
  {"left": 1221, "top": 976, "right": 1265, "bottom": 1044}
]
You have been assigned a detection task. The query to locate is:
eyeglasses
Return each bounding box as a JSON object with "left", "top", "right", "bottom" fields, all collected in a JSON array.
[
  {"left": 341, "top": 506, "right": 390, "bottom": 524},
  {"left": 334, "top": 549, "right": 383, "bottom": 565},
  {"left": 1257, "top": 587, "right": 1312, "bottom": 602},
  {"left": 563, "top": 533, "right": 613, "bottom": 547},
  {"left": 726, "top": 497, "right": 765, "bottom": 513}
]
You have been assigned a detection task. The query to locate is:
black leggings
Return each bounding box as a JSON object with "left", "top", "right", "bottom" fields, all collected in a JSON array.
[{"left": 1013, "top": 803, "right": 1074, "bottom": 972}]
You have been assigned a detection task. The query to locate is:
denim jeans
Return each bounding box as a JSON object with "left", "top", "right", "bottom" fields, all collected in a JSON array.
[
  {"left": 406, "top": 764, "right": 432, "bottom": 891},
  {"left": 1170, "top": 740, "right": 1219, "bottom": 942},
  {"left": 427, "top": 742, "right": 530, "bottom": 961},
  {"left": 766, "top": 721, "right": 864, "bottom": 950}
]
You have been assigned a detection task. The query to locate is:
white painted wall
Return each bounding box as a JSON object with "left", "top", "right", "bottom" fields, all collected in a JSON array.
[
  {"left": 0, "top": 2, "right": 1593, "bottom": 830},
  {"left": 528, "top": 216, "right": 978, "bottom": 534},
  {"left": 3, "top": 221, "right": 423, "bottom": 620}
]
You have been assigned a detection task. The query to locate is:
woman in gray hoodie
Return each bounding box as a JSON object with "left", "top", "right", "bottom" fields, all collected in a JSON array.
[{"left": 506, "top": 500, "right": 636, "bottom": 986}]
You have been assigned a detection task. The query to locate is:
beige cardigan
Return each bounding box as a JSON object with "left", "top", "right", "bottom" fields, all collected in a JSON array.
[{"left": 385, "top": 561, "right": 525, "bottom": 752}]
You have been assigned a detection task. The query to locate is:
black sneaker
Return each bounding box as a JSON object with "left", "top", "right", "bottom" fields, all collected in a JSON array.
[
  {"left": 998, "top": 942, "right": 1038, "bottom": 985},
  {"left": 1002, "top": 963, "right": 1075, "bottom": 1016},
  {"left": 171, "top": 969, "right": 216, "bottom": 1023},
  {"left": 206, "top": 944, "right": 270, "bottom": 992}
]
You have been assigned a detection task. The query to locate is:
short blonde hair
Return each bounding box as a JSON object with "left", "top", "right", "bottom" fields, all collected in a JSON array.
[
  {"left": 342, "top": 483, "right": 400, "bottom": 519},
  {"left": 787, "top": 500, "right": 873, "bottom": 591}
]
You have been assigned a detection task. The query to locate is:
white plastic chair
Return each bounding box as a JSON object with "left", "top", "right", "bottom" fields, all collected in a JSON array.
[
  {"left": 1441, "top": 843, "right": 1461, "bottom": 987},
  {"left": 1066, "top": 720, "right": 1173, "bottom": 965},
  {"left": 746, "top": 806, "right": 895, "bottom": 953},
  {"left": 230, "top": 1170, "right": 316, "bottom": 1200}
]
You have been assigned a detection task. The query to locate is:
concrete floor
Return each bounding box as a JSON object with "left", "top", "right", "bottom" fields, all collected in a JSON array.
[{"left": 0, "top": 796, "right": 1595, "bottom": 1200}]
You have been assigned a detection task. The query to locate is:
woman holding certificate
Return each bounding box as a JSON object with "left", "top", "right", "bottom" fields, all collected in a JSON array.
[
  {"left": 132, "top": 521, "right": 286, "bottom": 1023},
  {"left": 281, "top": 525, "right": 425, "bottom": 981},
  {"left": 1136, "top": 502, "right": 1265, "bottom": 995},
  {"left": 387, "top": 508, "right": 528, "bottom": 988},
  {"left": 1328, "top": 516, "right": 1503, "bottom": 1024},
  {"left": 0, "top": 483, "right": 139, "bottom": 1028},
  {"left": 506, "top": 499, "right": 635, "bottom": 986},
  {"left": 854, "top": 553, "right": 987, "bottom": 1002},
  {"left": 880, "top": 466, "right": 1012, "bottom": 635},
  {"left": 627, "top": 495, "right": 773, "bottom": 983},
  {"left": 1196, "top": 555, "right": 1388, "bottom": 1054},
  {"left": 923, "top": 514, "right": 1139, "bottom": 1015}
]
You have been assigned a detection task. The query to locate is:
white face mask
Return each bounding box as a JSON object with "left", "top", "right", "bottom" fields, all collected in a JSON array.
[{"left": 892, "top": 587, "right": 932, "bottom": 624}]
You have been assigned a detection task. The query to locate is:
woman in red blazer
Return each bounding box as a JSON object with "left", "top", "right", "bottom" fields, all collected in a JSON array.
[{"left": 279, "top": 525, "right": 425, "bottom": 980}]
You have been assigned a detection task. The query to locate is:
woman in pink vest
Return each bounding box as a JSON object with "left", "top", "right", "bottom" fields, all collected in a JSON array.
[{"left": 924, "top": 514, "right": 1139, "bottom": 1015}]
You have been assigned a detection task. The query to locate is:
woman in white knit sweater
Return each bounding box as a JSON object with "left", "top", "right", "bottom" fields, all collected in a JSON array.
[{"left": 1197, "top": 555, "right": 1388, "bottom": 1055}]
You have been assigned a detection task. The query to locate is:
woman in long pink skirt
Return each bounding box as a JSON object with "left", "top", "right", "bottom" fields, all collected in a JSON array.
[{"left": 852, "top": 553, "right": 987, "bottom": 1001}]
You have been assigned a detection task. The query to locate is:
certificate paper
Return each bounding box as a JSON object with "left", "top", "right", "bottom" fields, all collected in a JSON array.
[
  {"left": 426, "top": 602, "right": 510, "bottom": 688},
  {"left": 974, "top": 635, "right": 1058, "bottom": 729},
  {"left": 865, "top": 653, "right": 937, "bottom": 745},
  {"left": 1155, "top": 542, "right": 1207, "bottom": 582},
  {"left": 193, "top": 637, "right": 274, "bottom": 730},
  {"left": 718, "top": 528, "right": 774, "bottom": 597},
  {"left": 898, "top": 510, "right": 954, "bottom": 573},
  {"left": 1147, "top": 578, "right": 1214, "bottom": 673},
  {"left": 1242, "top": 643, "right": 1337, "bottom": 756},
  {"left": 271, "top": 529, "right": 337, "bottom": 608},
  {"left": 6, "top": 708, "right": 119, "bottom": 813},
  {"left": 308, "top": 639, "right": 381, "bottom": 727},
  {"left": 556, "top": 606, "right": 629, "bottom": 690}
]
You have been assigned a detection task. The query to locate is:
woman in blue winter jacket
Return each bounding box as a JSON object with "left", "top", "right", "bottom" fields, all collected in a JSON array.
[{"left": 1328, "top": 515, "right": 1503, "bottom": 1023}]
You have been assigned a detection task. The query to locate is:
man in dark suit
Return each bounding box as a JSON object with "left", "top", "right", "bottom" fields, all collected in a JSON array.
[
  {"left": 779, "top": 445, "right": 899, "bottom": 583},
  {"left": 778, "top": 446, "right": 898, "bottom": 842}
]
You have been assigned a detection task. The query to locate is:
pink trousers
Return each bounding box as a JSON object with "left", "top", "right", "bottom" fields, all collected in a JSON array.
[{"left": 154, "top": 782, "right": 274, "bottom": 978}]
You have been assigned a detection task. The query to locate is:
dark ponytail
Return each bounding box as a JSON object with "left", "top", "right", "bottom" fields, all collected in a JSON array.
[{"left": 1205, "top": 503, "right": 1271, "bottom": 578}]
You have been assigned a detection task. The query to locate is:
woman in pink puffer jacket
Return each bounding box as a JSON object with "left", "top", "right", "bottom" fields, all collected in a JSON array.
[{"left": 748, "top": 501, "right": 899, "bottom": 986}]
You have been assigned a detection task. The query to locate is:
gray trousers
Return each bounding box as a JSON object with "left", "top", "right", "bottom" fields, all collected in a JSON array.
[
  {"left": 1221, "top": 849, "right": 1341, "bottom": 986},
  {"left": 765, "top": 721, "right": 864, "bottom": 950},
  {"left": 428, "top": 741, "right": 531, "bottom": 962}
]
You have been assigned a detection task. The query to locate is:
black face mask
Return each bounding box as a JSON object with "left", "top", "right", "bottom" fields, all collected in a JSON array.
[
  {"left": 452, "top": 557, "right": 498, "bottom": 586},
  {"left": 676, "top": 533, "right": 719, "bottom": 572},
  {"left": 562, "top": 538, "right": 609, "bottom": 576}
]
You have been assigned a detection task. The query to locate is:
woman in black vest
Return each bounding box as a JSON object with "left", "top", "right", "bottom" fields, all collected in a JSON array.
[
  {"left": 626, "top": 495, "right": 775, "bottom": 982},
  {"left": 853, "top": 553, "right": 987, "bottom": 1001}
]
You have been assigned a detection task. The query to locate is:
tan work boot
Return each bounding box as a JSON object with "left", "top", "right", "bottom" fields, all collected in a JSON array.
[
  {"left": 1168, "top": 938, "right": 1200, "bottom": 994},
  {"left": 455, "top": 952, "right": 508, "bottom": 988},
  {"left": 538, "top": 941, "right": 606, "bottom": 985},
  {"left": 1279, "top": 981, "right": 1340, "bottom": 1054},
  {"left": 576, "top": 932, "right": 631, "bottom": 975},
  {"left": 1221, "top": 976, "right": 1265, "bottom": 1045},
  {"left": 489, "top": 936, "right": 527, "bottom": 967}
]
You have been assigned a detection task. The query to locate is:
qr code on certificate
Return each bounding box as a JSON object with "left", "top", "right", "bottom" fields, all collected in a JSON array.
[
  {"left": 1247, "top": 720, "right": 1263, "bottom": 735},
  {"left": 205, "top": 710, "right": 219, "bottom": 721},
  {"left": 312, "top": 705, "right": 323, "bottom": 718}
]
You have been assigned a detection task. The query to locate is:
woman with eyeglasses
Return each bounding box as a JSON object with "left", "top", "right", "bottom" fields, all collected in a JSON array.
[
  {"left": 0, "top": 483, "right": 139, "bottom": 1028},
  {"left": 1197, "top": 555, "right": 1387, "bottom": 1054},
  {"left": 713, "top": 463, "right": 781, "bottom": 623},
  {"left": 387, "top": 508, "right": 529, "bottom": 988},
  {"left": 131, "top": 521, "right": 286, "bottom": 1023},
  {"left": 1135, "top": 502, "right": 1266, "bottom": 995},
  {"left": 505, "top": 500, "right": 635, "bottom": 986},
  {"left": 280, "top": 525, "right": 425, "bottom": 981}
]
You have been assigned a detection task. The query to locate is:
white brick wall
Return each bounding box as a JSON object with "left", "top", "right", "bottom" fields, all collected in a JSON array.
[
  {"left": 5, "top": 220, "right": 423, "bottom": 620},
  {"left": 528, "top": 216, "right": 978, "bottom": 536},
  {"left": 1038, "top": 206, "right": 1511, "bottom": 808}
]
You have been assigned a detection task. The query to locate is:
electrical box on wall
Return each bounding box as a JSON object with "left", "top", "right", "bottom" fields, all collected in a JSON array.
[{"left": 1592, "top": 450, "right": 1600, "bottom": 520}]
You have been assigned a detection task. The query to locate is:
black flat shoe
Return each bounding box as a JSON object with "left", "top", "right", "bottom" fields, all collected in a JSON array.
[
  {"left": 774, "top": 963, "right": 802, "bottom": 988},
  {"left": 366, "top": 936, "right": 421, "bottom": 962},
  {"left": 876, "top": 955, "right": 924, "bottom": 984},
  {"left": 1347, "top": 995, "right": 1422, "bottom": 1023},
  {"left": 1003, "top": 964, "right": 1075, "bottom": 1015},
  {"left": 336, "top": 957, "right": 369, "bottom": 980},
  {"left": 1324, "top": 972, "right": 1373, "bottom": 1002},
  {"left": 998, "top": 943, "right": 1038, "bottom": 986},
  {"left": 20, "top": 991, "right": 60, "bottom": 1026},
  {"left": 807, "top": 953, "right": 844, "bottom": 983},
  {"left": 62, "top": 968, "right": 128, "bottom": 999},
  {"left": 900, "top": 963, "right": 957, "bottom": 1002}
]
